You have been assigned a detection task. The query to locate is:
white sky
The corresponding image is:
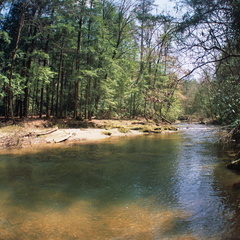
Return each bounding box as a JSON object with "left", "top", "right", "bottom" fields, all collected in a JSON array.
[
  {"left": 154, "top": 0, "right": 185, "bottom": 19},
  {"left": 155, "top": 0, "right": 175, "bottom": 10},
  {"left": 155, "top": 0, "right": 199, "bottom": 80},
  {"left": 154, "top": 0, "right": 176, "bottom": 13}
]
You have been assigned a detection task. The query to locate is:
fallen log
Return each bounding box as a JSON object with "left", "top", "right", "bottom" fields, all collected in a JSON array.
[
  {"left": 227, "top": 159, "right": 240, "bottom": 171},
  {"left": 161, "top": 116, "right": 172, "bottom": 124},
  {"left": 35, "top": 127, "right": 59, "bottom": 136},
  {"left": 155, "top": 113, "right": 172, "bottom": 124},
  {"left": 53, "top": 133, "right": 72, "bottom": 143}
]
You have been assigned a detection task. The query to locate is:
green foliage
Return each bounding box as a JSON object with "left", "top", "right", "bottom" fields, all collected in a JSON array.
[
  {"left": 0, "top": 0, "right": 184, "bottom": 122},
  {"left": 213, "top": 56, "right": 240, "bottom": 124},
  {"left": 0, "top": 31, "right": 11, "bottom": 45},
  {"left": 11, "top": 73, "right": 26, "bottom": 96},
  {"left": 0, "top": 74, "right": 8, "bottom": 98},
  {"left": 34, "top": 67, "right": 55, "bottom": 84},
  {"left": 178, "top": 0, "right": 240, "bottom": 125},
  {"left": 181, "top": 76, "right": 217, "bottom": 122},
  {"left": 162, "top": 93, "right": 182, "bottom": 122}
]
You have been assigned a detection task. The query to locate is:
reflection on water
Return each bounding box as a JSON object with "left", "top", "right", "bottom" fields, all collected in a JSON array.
[{"left": 0, "top": 124, "right": 239, "bottom": 239}]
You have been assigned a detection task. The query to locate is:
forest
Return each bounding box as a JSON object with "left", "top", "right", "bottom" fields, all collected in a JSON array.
[{"left": 0, "top": 0, "right": 240, "bottom": 127}]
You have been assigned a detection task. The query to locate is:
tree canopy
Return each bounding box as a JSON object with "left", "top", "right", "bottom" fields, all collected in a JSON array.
[
  {"left": 0, "top": 0, "right": 182, "bottom": 122},
  {"left": 1, "top": 0, "right": 240, "bottom": 126},
  {"left": 175, "top": 0, "right": 240, "bottom": 125}
]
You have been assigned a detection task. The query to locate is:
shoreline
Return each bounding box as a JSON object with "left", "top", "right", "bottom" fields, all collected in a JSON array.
[
  {"left": 0, "top": 119, "right": 178, "bottom": 152},
  {"left": 0, "top": 128, "right": 147, "bottom": 155}
]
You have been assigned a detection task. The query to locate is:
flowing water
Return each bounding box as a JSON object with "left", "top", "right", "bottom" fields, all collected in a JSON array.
[{"left": 0, "top": 124, "right": 240, "bottom": 240}]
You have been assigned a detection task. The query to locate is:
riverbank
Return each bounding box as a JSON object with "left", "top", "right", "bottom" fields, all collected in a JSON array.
[{"left": 0, "top": 118, "right": 178, "bottom": 149}]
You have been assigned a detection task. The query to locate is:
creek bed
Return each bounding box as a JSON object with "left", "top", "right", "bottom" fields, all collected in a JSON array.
[{"left": 0, "top": 124, "right": 238, "bottom": 240}]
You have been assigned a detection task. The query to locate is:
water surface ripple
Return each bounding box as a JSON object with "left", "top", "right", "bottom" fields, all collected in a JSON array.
[{"left": 0, "top": 124, "right": 239, "bottom": 239}]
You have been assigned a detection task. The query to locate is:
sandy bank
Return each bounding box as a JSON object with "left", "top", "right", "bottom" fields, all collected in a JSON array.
[
  {"left": 34, "top": 128, "right": 145, "bottom": 144},
  {"left": 0, "top": 119, "right": 178, "bottom": 150}
]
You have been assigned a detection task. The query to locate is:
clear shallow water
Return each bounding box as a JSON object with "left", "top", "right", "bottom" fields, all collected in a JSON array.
[{"left": 0, "top": 124, "right": 240, "bottom": 239}]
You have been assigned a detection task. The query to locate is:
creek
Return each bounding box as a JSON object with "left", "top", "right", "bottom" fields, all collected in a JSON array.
[{"left": 0, "top": 124, "right": 239, "bottom": 239}]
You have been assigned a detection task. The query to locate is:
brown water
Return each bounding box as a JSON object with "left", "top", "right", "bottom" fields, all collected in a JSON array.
[{"left": 0, "top": 124, "right": 239, "bottom": 240}]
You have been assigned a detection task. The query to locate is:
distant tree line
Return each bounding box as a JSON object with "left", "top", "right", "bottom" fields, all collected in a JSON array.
[
  {"left": 1, "top": 0, "right": 240, "bottom": 126},
  {"left": 0, "top": 0, "right": 182, "bottom": 122}
]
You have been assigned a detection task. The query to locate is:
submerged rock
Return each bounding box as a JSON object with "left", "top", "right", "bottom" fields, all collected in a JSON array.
[{"left": 227, "top": 159, "right": 240, "bottom": 171}]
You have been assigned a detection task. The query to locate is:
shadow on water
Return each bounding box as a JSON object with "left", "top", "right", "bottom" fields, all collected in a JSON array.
[
  {"left": 0, "top": 125, "right": 239, "bottom": 239},
  {"left": 2, "top": 134, "right": 181, "bottom": 210}
]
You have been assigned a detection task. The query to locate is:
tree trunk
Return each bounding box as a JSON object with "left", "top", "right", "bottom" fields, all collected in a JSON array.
[
  {"left": 50, "top": 79, "right": 54, "bottom": 116},
  {"left": 8, "top": 3, "right": 26, "bottom": 121},
  {"left": 73, "top": 29, "right": 81, "bottom": 118},
  {"left": 56, "top": 43, "right": 64, "bottom": 117},
  {"left": 86, "top": 0, "right": 94, "bottom": 120},
  {"left": 46, "top": 85, "right": 50, "bottom": 118},
  {"left": 74, "top": 1, "right": 85, "bottom": 118},
  {"left": 39, "top": 86, "right": 44, "bottom": 118},
  {"left": 59, "top": 60, "right": 65, "bottom": 118}
]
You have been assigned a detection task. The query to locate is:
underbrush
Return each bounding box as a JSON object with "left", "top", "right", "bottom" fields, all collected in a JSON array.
[{"left": 220, "top": 124, "right": 240, "bottom": 146}]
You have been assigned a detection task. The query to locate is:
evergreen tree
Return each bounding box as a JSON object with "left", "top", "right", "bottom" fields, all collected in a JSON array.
[{"left": 0, "top": 0, "right": 186, "bottom": 122}]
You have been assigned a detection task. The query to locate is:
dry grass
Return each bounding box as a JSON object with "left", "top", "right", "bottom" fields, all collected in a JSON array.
[{"left": 0, "top": 125, "right": 25, "bottom": 137}]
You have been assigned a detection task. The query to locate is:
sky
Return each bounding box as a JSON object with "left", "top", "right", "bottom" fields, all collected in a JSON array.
[
  {"left": 154, "top": 0, "right": 184, "bottom": 20},
  {"left": 155, "top": 0, "right": 176, "bottom": 12},
  {"left": 155, "top": 0, "right": 198, "bottom": 80}
]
